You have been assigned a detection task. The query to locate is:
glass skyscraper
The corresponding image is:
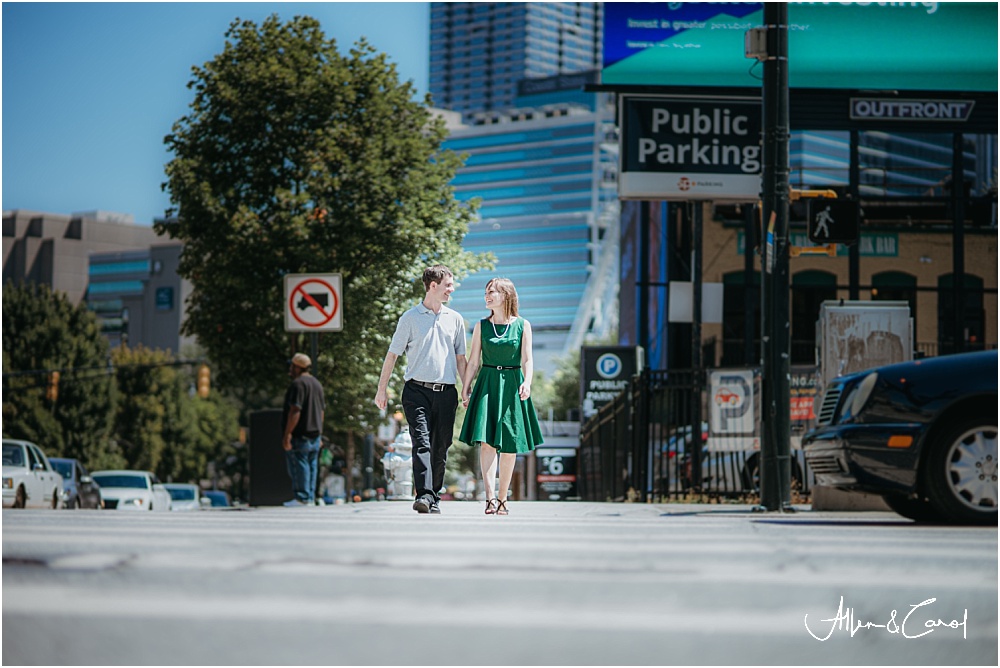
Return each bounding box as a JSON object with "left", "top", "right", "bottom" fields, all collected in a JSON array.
[
  {"left": 429, "top": 3, "right": 614, "bottom": 376},
  {"left": 430, "top": 2, "right": 602, "bottom": 120}
]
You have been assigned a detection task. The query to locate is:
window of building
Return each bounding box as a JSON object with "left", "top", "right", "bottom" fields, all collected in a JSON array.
[
  {"left": 791, "top": 270, "right": 838, "bottom": 364},
  {"left": 65, "top": 218, "right": 83, "bottom": 240},
  {"left": 938, "top": 273, "right": 986, "bottom": 354},
  {"left": 721, "top": 270, "right": 761, "bottom": 367},
  {"left": 872, "top": 271, "right": 918, "bottom": 344}
]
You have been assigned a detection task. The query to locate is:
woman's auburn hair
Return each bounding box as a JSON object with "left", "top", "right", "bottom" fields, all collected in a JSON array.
[{"left": 486, "top": 277, "right": 519, "bottom": 321}]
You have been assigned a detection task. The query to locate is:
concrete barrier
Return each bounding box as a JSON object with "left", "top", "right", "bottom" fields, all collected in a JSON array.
[{"left": 810, "top": 484, "right": 892, "bottom": 511}]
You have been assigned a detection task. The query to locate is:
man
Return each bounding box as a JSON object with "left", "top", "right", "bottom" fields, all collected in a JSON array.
[
  {"left": 374, "top": 265, "right": 467, "bottom": 514},
  {"left": 282, "top": 352, "right": 325, "bottom": 507}
]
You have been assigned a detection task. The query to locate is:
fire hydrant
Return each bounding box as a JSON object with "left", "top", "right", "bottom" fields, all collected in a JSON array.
[{"left": 381, "top": 431, "right": 414, "bottom": 499}]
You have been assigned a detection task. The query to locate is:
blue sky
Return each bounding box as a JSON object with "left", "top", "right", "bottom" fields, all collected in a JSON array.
[{"left": 2, "top": 2, "right": 430, "bottom": 225}]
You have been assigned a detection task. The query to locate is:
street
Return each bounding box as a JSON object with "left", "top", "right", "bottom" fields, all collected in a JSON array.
[{"left": 3, "top": 502, "right": 996, "bottom": 666}]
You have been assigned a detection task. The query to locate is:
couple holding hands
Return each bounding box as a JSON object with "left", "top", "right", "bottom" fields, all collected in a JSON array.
[{"left": 374, "top": 266, "right": 542, "bottom": 516}]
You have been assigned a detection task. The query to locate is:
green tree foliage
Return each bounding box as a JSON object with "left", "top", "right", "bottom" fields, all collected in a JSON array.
[
  {"left": 111, "top": 346, "right": 240, "bottom": 482},
  {"left": 548, "top": 350, "right": 583, "bottom": 422},
  {"left": 111, "top": 346, "right": 175, "bottom": 472},
  {"left": 1, "top": 281, "right": 118, "bottom": 467},
  {"left": 158, "top": 15, "right": 491, "bottom": 431},
  {"left": 161, "top": 381, "right": 241, "bottom": 484}
]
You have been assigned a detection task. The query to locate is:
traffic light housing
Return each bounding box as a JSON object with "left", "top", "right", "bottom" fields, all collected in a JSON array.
[
  {"left": 807, "top": 199, "right": 860, "bottom": 245},
  {"left": 46, "top": 371, "right": 60, "bottom": 402},
  {"left": 197, "top": 365, "right": 211, "bottom": 399}
]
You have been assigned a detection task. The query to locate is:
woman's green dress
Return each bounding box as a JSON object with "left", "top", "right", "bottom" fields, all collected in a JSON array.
[{"left": 459, "top": 317, "right": 543, "bottom": 453}]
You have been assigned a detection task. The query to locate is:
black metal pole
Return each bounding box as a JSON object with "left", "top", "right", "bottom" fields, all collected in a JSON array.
[
  {"left": 690, "top": 201, "right": 704, "bottom": 489},
  {"left": 952, "top": 133, "right": 966, "bottom": 353},
  {"left": 850, "top": 130, "right": 861, "bottom": 300},
  {"left": 760, "top": 4, "right": 791, "bottom": 511},
  {"left": 639, "top": 202, "right": 650, "bottom": 364},
  {"left": 744, "top": 205, "right": 757, "bottom": 365}
]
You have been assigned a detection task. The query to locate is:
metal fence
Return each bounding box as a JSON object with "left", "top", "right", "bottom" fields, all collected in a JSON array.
[{"left": 580, "top": 368, "right": 813, "bottom": 503}]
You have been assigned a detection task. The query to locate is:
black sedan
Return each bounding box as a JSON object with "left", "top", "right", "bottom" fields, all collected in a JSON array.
[{"left": 803, "top": 350, "right": 997, "bottom": 525}]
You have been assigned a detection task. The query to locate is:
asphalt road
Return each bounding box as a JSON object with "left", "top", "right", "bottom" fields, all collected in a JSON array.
[{"left": 3, "top": 501, "right": 997, "bottom": 666}]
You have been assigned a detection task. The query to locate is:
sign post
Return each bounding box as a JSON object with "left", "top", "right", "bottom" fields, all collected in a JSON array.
[{"left": 283, "top": 273, "right": 343, "bottom": 455}]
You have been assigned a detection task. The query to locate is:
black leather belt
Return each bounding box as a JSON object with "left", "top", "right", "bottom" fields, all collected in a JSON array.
[
  {"left": 491, "top": 365, "right": 520, "bottom": 370},
  {"left": 408, "top": 380, "right": 454, "bottom": 392}
]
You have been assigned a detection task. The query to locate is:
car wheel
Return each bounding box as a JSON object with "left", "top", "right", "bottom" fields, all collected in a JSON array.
[
  {"left": 14, "top": 486, "right": 26, "bottom": 509},
  {"left": 882, "top": 493, "right": 943, "bottom": 523},
  {"left": 922, "top": 417, "right": 998, "bottom": 525},
  {"left": 51, "top": 490, "right": 59, "bottom": 509}
]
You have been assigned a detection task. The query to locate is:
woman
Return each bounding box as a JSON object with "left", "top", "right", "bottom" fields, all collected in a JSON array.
[{"left": 459, "top": 278, "right": 543, "bottom": 515}]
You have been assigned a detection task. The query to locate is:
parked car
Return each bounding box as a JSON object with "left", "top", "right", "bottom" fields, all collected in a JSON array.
[
  {"left": 201, "top": 490, "right": 231, "bottom": 508},
  {"left": 803, "top": 350, "right": 997, "bottom": 525},
  {"left": 163, "top": 483, "right": 202, "bottom": 511},
  {"left": 2, "top": 439, "right": 64, "bottom": 509},
  {"left": 659, "top": 424, "right": 804, "bottom": 495},
  {"left": 49, "top": 457, "right": 103, "bottom": 509},
  {"left": 90, "top": 470, "right": 172, "bottom": 511}
]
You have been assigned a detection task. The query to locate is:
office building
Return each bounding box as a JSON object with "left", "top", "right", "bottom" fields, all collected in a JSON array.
[
  {"left": 430, "top": 3, "right": 614, "bottom": 376},
  {"left": 87, "top": 244, "right": 193, "bottom": 354},
  {"left": 430, "top": 2, "right": 602, "bottom": 120},
  {"left": 443, "top": 85, "right": 619, "bottom": 375},
  {"left": 3, "top": 209, "right": 159, "bottom": 305},
  {"left": 2, "top": 209, "right": 192, "bottom": 354}
]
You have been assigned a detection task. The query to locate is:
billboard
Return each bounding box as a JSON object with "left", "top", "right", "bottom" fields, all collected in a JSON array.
[{"left": 603, "top": 3, "right": 997, "bottom": 92}]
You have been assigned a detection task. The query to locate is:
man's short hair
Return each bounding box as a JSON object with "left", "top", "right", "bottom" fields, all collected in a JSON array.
[{"left": 422, "top": 265, "right": 453, "bottom": 291}]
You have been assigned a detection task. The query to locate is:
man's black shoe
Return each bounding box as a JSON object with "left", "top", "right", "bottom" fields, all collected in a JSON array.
[
  {"left": 429, "top": 501, "right": 441, "bottom": 514},
  {"left": 412, "top": 496, "right": 431, "bottom": 513}
]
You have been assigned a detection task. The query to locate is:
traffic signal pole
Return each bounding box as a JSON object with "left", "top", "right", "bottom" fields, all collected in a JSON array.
[{"left": 759, "top": 3, "right": 792, "bottom": 511}]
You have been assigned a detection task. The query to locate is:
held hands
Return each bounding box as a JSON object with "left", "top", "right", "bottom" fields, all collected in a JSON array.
[{"left": 461, "top": 386, "right": 471, "bottom": 408}]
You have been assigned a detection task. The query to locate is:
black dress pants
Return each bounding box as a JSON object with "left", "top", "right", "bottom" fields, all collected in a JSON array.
[{"left": 402, "top": 381, "right": 458, "bottom": 502}]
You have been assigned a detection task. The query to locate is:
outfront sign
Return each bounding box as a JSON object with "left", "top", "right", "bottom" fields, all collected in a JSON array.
[
  {"left": 619, "top": 96, "right": 762, "bottom": 201},
  {"left": 849, "top": 98, "right": 976, "bottom": 122},
  {"left": 284, "top": 273, "right": 343, "bottom": 333}
]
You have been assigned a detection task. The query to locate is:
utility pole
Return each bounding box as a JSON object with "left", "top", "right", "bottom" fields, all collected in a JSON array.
[{"left": 759, "top": 3, "right": 791, "bottom": 511}]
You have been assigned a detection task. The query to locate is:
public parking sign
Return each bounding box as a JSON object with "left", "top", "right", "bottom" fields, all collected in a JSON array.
[
  {"left": 284, "top": 273, "right": 343, "bottom": 332},
  {"left": 618, "top": 95, "right": 762, "bottom": 201}
]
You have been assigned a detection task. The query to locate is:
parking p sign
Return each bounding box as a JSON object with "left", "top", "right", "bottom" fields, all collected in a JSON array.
[{"left": 580, "top": 346, "right": 643, "bottom": 419}]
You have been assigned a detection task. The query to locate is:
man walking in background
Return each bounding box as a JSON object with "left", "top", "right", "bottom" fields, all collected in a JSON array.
[
  {"left": 283, "top": 352, "right": 325, "bottom": 506},
  {"left": 374, "top": 265, "right": 467, "bottom": 514}
]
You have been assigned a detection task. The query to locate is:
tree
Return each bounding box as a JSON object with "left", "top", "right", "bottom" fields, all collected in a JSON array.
[
  {"left": 158, "top": 15, "right": 491, "bottom": 432},
  {"left": 110, "top": 346, "right": 175, "bottom": 473},
  {"left": 160, "top": 380, "right": 241, "bottom": 485},
  {"left": 110, "top": 346, "right": 240, "bottom": 482},
  {"left": 1, "top": 281, "right": 118, "bottom": 468}
]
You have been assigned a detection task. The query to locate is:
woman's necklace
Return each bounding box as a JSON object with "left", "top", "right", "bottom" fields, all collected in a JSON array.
[{"left": 490, "top": 316, "right": 511, "bottom": 338}]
